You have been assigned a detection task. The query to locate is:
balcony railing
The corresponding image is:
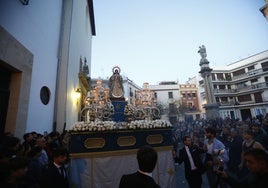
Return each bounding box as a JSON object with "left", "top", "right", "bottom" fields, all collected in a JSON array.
[
  {"left": 217, "top": 100, "right": 265, "bottom": 107},
  {"left": 217, "top": 101, "right": 234, "bottom": 106},
  {"left": 212, "top": 68, "right": 267, "bottom": 82},
  {"left": 213, "top": 82, "right": 268, "bottom": 94},
  {"left": 236, "top": 82, "right": 268, "bottom": 92},
  {"left": 217, "top": 101, "right": 252, "bottom": 106},
  {"left": 232, "top": 68, "right": 267, "bottom": 81},
  {"left": 212, "top": 78, "right": 231, "bottom": 82},
  {"left": 214, "top": 88, "right": 235, "bottom": 94}
]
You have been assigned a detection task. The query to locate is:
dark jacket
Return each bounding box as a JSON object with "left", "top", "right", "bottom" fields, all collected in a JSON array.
[
  {"left": 41, "top": 163, "right": 68, "bottom": 188},
  {"left": 119, "top": 171, "right": 160, "bottom": 188},
  {"left": 226, "top": 136, "right": 243, "bottom": 173},
  {"left": 176, "top": 145, "right": 206, "bottom": 179},
  {"left": 226, "top": 171, "right": 268, "bottom": 188},
  {"left": 253, "top": 131, "right": 268, "bottom": 150}
]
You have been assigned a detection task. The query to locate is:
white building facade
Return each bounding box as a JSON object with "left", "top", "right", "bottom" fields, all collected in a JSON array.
[
  {"left": 199, "top": 50, "right": 268, "bottom": 120},
  {"left": 0, "top": 0, "right": 95, "bottom": 138},
  {"left": 149, "top": 82, "right": 180, "bottom": 123}
]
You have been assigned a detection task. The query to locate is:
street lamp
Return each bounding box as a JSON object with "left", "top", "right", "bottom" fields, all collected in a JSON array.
[
  {"left": 260, "top": 1, "right": 268, "bottom": 21},
  {"left": 20, "top": 0, "right": 29, "bottom": 5},
  {"left": 73, "top": 88, "right": 82, "bottom": 104}
]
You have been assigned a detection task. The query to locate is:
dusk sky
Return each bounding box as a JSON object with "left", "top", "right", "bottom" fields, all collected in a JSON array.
[{"left": 91, "top": 0, "right": 268, "bottom": 86}]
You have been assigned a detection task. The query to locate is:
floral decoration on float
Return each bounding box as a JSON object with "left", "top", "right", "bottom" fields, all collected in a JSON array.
[{"left": 69, "top": 119, "right": 172, "bottom": 132}]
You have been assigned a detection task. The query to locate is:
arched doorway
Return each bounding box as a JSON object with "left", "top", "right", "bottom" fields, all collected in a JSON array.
[{"left": 0, "top": 64, "right": 11, "bottom": 136}]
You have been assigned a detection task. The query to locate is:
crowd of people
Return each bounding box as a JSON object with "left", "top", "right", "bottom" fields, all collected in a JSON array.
[
  {"left": 1, "top": 114, "right": 268, "bottom": 188},
  {"left": 172, "top": 115, "right": 268, "bottom": 188},
  {"left": 0, "top": 130, "right": 70, "bottom": 188}
]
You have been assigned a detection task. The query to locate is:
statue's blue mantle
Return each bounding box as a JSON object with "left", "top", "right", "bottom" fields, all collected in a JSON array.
[{"left": 111, "top": 100, "right": 127, "bottom": 122}]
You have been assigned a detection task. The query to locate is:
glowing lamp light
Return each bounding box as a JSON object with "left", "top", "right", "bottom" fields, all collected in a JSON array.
[{"left": 73, "top": 88, "right": 82, "bottom": 101}]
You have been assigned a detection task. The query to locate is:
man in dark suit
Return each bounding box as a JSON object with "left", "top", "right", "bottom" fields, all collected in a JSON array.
[
  {"left": 119, "top": 145, "right": 160, "bottom": 188},
  {"left": 41, "top": 147, "right": 69, "bottom": 188},
  {"left": 174, "top": 135, "right": 206, "bottom": 188},
  {"left": 219, "top": 148, "right": 268, "bottom": 188}
]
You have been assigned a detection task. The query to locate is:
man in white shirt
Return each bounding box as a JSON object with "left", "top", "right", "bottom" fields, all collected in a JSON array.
[
  {"left": 174, "top": 135, "right": 206, "bottom": 188},
  {"left": 204, "top": 127, "right": 229, "bottom": 188}
]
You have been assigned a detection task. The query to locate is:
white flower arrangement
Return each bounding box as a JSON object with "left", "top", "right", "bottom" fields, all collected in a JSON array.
[{"left": 69, "top": 119, "right": 172, "bottom": 132}]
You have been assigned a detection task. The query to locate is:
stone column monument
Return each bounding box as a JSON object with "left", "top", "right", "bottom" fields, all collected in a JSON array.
[{"left": 198, "top": 45, "right": 219, "bottom": 119}]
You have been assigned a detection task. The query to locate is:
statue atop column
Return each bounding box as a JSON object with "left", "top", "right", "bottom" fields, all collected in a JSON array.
[
  {"left": 109, "top": 66, "right": 124, "bottom": 99},
  {"left": 198, "top": 45, "right": 219, "bottom": 119},
  {"left": 198, "top": 45, "right": 207, "bottom": 57},
  {"left": 198, "top": 45, "right": 210, "bottom": 68}
]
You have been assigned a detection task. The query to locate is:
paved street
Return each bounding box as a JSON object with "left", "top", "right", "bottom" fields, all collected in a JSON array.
[
  {"left": 174, "top": 163, "right": 209, "bottom": 188},
  {"left": 174, "top": 163, "right": 188, "bottom": 187}
]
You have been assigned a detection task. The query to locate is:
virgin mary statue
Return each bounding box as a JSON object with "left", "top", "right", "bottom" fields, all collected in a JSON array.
[{"left": 109, "top": 66, "right": 124, "bottom": 99}]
